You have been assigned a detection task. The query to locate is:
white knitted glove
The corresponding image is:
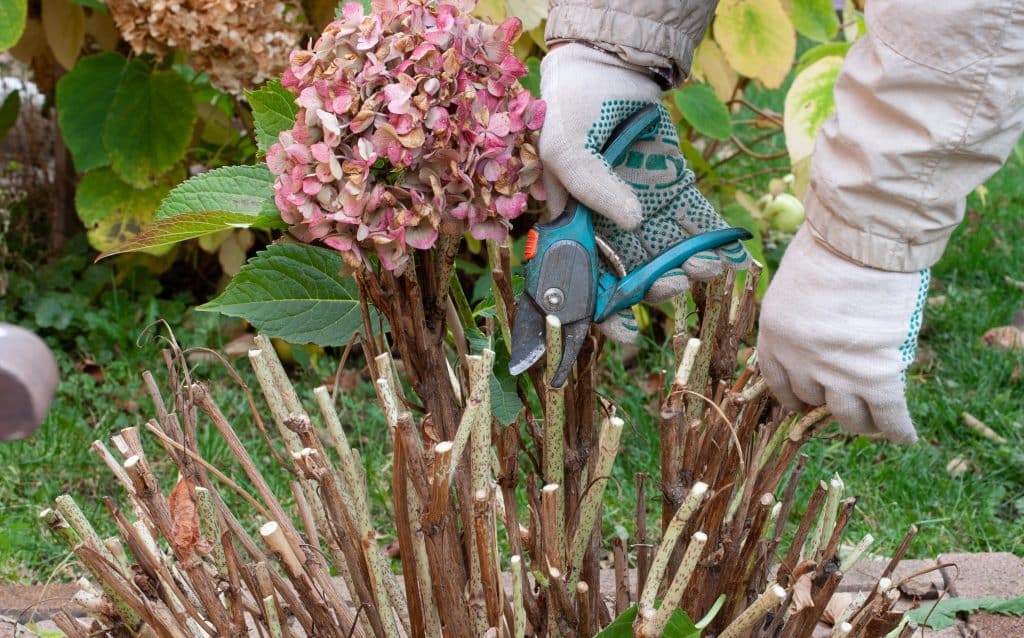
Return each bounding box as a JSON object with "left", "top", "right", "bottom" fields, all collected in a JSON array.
[
  {"left": 757, "top": 228, "right": 930, "bottom": 444},
  {"left": 539, "top": 44, "right": 749, "bottom": 343}
]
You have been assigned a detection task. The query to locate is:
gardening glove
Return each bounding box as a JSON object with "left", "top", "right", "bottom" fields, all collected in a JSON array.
[
  {"left": 539, "top": 43, "right": 750, "bottom": 343},
  {"left": 757, "top": 227, "right": 930, "bottom": 444}
]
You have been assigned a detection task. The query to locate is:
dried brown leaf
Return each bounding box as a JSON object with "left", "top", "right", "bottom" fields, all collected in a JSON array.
[
  {"left": 945, "top": 457, "right": 972, "bottom": 478},
  {"left": 821, "top": 591, "right": 854, "bottom": 626},
  {"left": 791, "top": 570, "right": 815, "bottom": 613},
  {"left": 169, "top": 476, "right": 202, "bottom": 560},
  {"left": 981, "top": 325, "right": 1024, "bottom": 351}
]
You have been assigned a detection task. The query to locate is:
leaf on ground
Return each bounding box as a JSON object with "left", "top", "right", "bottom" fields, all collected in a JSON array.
[
  {"left": 76, "top": 168, "right": 176, "bottom": 256},
  {"left": 198, "top": 243, "right": 375, "bottom": 347},
  {"left": 981, "top": 325, "right": 1024, "bottom": 351},
  {"left": 674, "top": 83, "right": 732, "bottom": 141},
  {"left": 715, "top": 0, "right": 796, "bottom": 89},
  {"left": 155, "top": 164, "right": 283, "bottom": 229},
  {"left": 784, "top": 55, "right": 842, "bottom": 164},
  {"left": 907, "top": 595, "right": 1024, "bottom": 630},
  {"left": 56, "top": 51, "right": 126, "bottom": 172},
  {"left": 104, "top": 59, "right": 196, "bottom": 186},
  {"left": 0, "top": 0, "right": 27, "bottom": 50},
  {"left": 789, "top": 0, "right": 839, "bottom": 42},
  {"left": 247, "top": 80, "right": 298, "bottom": 154}
]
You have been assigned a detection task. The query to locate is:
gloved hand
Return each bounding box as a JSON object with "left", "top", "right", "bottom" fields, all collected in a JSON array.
[
  {"left": 539, "top": 43, "right": 750, "bottom": 343},
  {"left": 757, "top": 227, "right": 930, "bottom": 444}
]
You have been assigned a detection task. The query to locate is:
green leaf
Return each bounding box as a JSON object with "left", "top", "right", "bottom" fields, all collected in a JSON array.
[
  {"left": 674, "top": 84, "right": 732, "bottom": 141},
  {"left": 907, "top": 595, "right": 1024, "bottom": 630},
  {"left": 247, "top": 80, "right": 298, "bottom": 154},
  {"left": 56, "top": 51, "right": 126, "bottom": 172},
  {"left": 75, "top": 168, "right": 175, "bottom": 256},
  {"left": 596, "top": 605, "right": 701, "bottom": 638},
  {"left": 490, "top": 348, "right": 523, "bottom": 426},
  {"left": 783, "top": 55, "right": 842, "bottom": 164},
  {"left": 790, "top": 0, "right": 839, "bottom": 42},
  {"left": 104, "top": 59, "right": 196, "bottom": 187},
  {"left": 98, "top": 211, "right": 272, "bottom": 259},
  {"left": 795, "top": 41, "right": 852, "bottom": 74},
  {"left": 198, "top": 243, "right": 372, "bottom": 347},
  {"left": 0, "top": 90, "right": 19, "bottom": 140},
  {"left": 156, "top": 164, "right": 282, "bottom": 228},
  {"left": 0, "top": 0, "right": 27, "bottom": 50},
  {"left": 715, "top": 0, "right": 796, "bottom": 89},
  {"left": 521, "top": 57, "right": 541, "bottom": 98}
]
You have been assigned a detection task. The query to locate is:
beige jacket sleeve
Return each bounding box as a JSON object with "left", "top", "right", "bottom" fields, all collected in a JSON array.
[
  {"left": 544, "top": 0, "right": 717, "bottom": 80},
  {"left": 807, "top": 0, "right": 1024, "bottom": 272}
]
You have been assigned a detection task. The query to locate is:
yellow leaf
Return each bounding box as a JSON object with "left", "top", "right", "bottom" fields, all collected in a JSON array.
[
  {"left": 472, "top": 0, "right": 507, "bottom": 22},
  {"left": 506, "top": 0, "right": 546, "bottom": 31},
  {"left": 41, "top": 0, "right": 85, "bottom": 71},
  {"left": 790, "top": 156, "right": 811, "bottom": 200},
  {"left": 694, "top": 39, "right": 738, "bottom": 102},
  {"left": 714, "top": 0, "right": 796, "bottom": 89},
  {"left": 10, "top": 18, "right": 46, "bottom": 65},
  {"left": 842, "top": 0, "right": 864, "bottom": 42},
  {"left": 783, "top": 55, "right": 842, "bottom": 164}
]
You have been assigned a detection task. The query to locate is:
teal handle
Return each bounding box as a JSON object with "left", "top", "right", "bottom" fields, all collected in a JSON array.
[
  {"left": 524, "top": 105, "right": 662, "bottom": 298},
  {"left": 593, "top": 227, "right": 754, "bottom": 322}
]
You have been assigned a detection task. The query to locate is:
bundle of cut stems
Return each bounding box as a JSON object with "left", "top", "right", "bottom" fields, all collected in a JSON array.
[{"left": 47, "top": 246, "right": 915, "bottom": 637}]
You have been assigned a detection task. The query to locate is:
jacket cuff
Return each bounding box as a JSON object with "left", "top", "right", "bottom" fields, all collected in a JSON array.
[
  {"left": 545, "top": 5, "right": 697, "bottom": 84},
  {"left": 804, "top": 187, "right": 951, "bottom": 273}
]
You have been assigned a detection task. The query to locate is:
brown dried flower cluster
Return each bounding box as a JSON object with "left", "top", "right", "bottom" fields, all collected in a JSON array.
[{"left": 107, "top": 0, "right": 308, "bottom": 94}]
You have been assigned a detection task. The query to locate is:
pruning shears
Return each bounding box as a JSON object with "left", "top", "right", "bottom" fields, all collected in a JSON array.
[{"left": 508, "top": 104, "right": 753, "bottom": 387}]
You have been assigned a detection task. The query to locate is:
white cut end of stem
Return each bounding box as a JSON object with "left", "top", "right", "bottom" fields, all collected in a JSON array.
[
  {"left": 124, "top": 455, "right": 141, "bottom": 470},
  {"left": 674, "top": 338, "right": 702, "bottom": 386},
  {"left": 769, "top": 584, "right": 786, "bottom": 600},
  {"left": 549, "top": 567, "right": 562, "bottom": 579},
  {"left": 474, "top": 489, "right": 488, "bottom": 501},
  {"left": 770, "top": 502, "right": 782, "bottom": 521},
  {"left": 545, "top": 315, "right": 561, "bottom": 329},
  {"left": 693, "top": 531, "right": 708, "bottom": 543},
  {"left": 39, "top": 508, "right": 53, "bottom": 520},
  {"left": 692, "top": 481, "right": 709, "bottom": 497},
  {"left": 435, "top": 441, "right": 453, "bottom": 453},
  {"left": 609, "top": 416, "right": 624, "bottom": 429},
  {"left": 760, "top": 493, "right": 774, "bottom": 506},
  {"left": 877, "top": 577, "right": 892, "bottom": 593},
  {"left": 542, "top": 483, "right": 560, "bottom": 494},
  {"left": 260, "top": 521, "right": 280, "bottom": 537},
  {"left": 576, "top": 582, "right": 589, "bottom": 594},
  {"left": 510, "top": 555, "right": 521, "bottom": 566}
]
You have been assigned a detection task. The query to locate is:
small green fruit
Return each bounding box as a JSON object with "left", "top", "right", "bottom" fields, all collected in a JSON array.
[{"left": 765, "top": 193, "right": 805, "bottom": 233}]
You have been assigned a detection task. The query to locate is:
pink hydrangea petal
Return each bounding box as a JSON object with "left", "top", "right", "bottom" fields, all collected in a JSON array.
[
  {"left": 495, "top": 193, "right": 527, "bottom": 220},
  {"left": 469, "top": 219, "right": 508, "bottom": 241}
]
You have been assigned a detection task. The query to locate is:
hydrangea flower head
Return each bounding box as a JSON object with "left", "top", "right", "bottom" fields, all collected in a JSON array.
[{"left": 268, "top": 0, "right": 546, "bottom": 272}]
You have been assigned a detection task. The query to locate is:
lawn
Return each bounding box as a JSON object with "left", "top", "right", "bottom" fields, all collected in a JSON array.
[{"left": 1, "top": 150, "right": 1022, "bottom": 584}]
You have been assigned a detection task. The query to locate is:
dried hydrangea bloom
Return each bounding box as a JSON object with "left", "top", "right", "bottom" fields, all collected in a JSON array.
[
  {"left": 267, "top": 0, "right": 545, "bottom": 272},
  {"left": 107, "top": 0, "right": 306, "bottom": 94}
]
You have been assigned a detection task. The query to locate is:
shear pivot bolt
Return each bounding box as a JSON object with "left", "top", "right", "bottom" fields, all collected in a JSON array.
[{"left": 543, "top": 288, "right": 565, "bottom": 310}]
